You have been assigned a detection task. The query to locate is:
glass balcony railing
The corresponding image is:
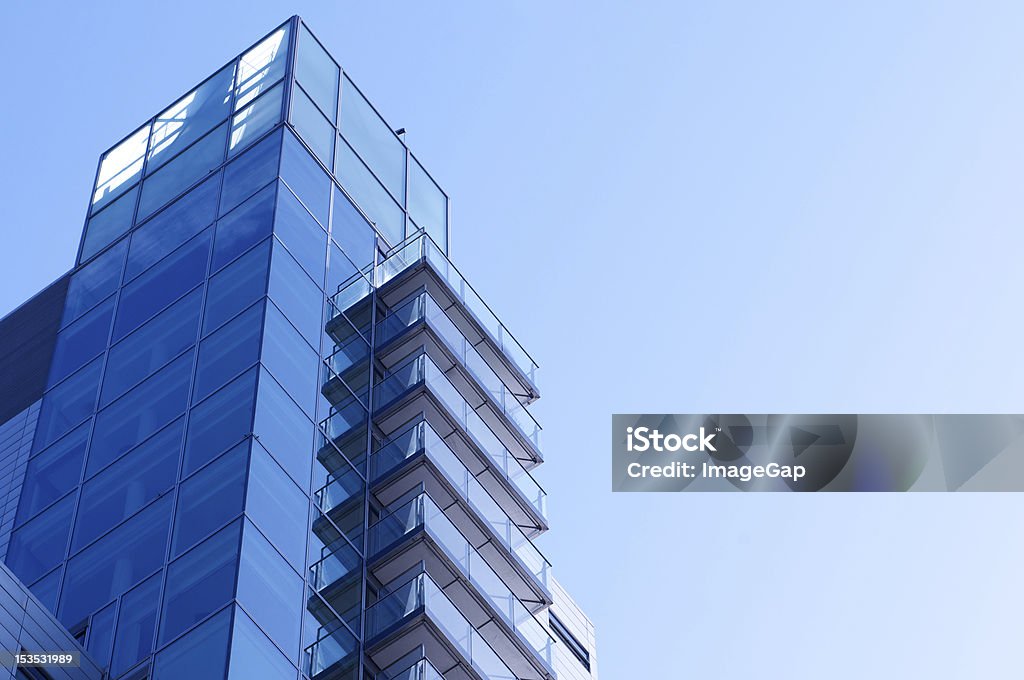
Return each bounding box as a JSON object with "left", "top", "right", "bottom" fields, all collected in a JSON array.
[
  {"left": 366, "top": 570, "right": 518, "bottom": 680},
  {"left": 378, "top": 657, "right": 446, "bottom": 680},
  {"left": 377, "top": 291, "right": 541, "bottom": 451},
  {"left": 368, "top": 492, "right": 554, "bottom": 668},
  {"left": 305, "top": 616, "right": 360, "bottom": 680},
  {"left": 373, "top": 353, "right": 547, "bottom": 521}
]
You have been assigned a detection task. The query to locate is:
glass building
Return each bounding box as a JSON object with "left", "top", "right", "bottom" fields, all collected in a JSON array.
[{"left": 0, "top": 16, "right": 596, "bottom": 680}]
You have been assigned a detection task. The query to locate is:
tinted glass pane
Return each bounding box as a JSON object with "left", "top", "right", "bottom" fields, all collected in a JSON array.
[
  {"left": 110, "top": 571, "right": 161, "bottom": 677},
  {"left": 149, "top": 64, "right": 234, "bottom": 172},
  {"left": 408, "top": 157, "right": 447, "bottom": 250},
  {"left": 6, "top": 493, "right": 75, "bottom": 585},
  {"left": 331, "top": 187, "right": 375, "bottom": 269},
  {"left": 296, "top": 25, "right": 339, "bottom": 120},
  {"left": 63, "top": 239, "right": 127, "bottom": 325},
  {"left": 48, "top": 296, "right": 114, "bottom": 387},
  {"left": 93, "top": 125, "right": 149, "bottom": 209},
  {"left": 336, "top": 139, "right": 404, "bottom": 246},
  {"left": 247, "top": 441, "right": 307, "bottom": 572},
  {"left": 86, "top": 602, "right": 116, "bottom": 669},
  {"left": 18, "top": 423, "right": 88, "bottom": 522},
  {"left": 212, "top": 182, "right": 275, "bottom": 271},
  {"left": 221, "top": 128, "right": 281, "bottom": 214},
  {"left": 204, "top": 239, "right": 270, "bottom": 333},
  {"left": 268, "top": 242, "right": 323, "bottom": 347},
  {"left": 172, "top": 440, "right": 247, "bottom": 556},
  {"left": 193, "top": 302, "right": 262, "bottom": 400},
  {"left": 253, "top": 369, "right": 313, "bottom": 488},
  {"left": 236, "top": 25, "right": 289, "bottom": 109},
  {"left": 281, "top": 131, "right": 330, "bottom": 225},
  {"left": 102, "top": 288, "right": 202, "bottom": 405},
  {"left": 126, "top": 175, "right": 220, "bottom": 281},
  {"left": 291, "top": 87, "right": 334, "bottom": 167},
  {"left": 74, "top": 419, "right": 182, "bottom": 549},
  {"left": 88, "top": 351, "right": 193, "bottom": 473},
  {"left": 326, "top": 242, "right": 357, "bottom": 297},
  {"left": 237, "top": 521, "right": 302, "bottom": 655},
  {"left": 81, "top": 186, "right": 137, "bottom": 262},
  {"left": 263, "top": 301, "right": 318, "bottom": 416},
  {"left": 28, "top": 568, "right": 62, "bottom": 612},
  {"left": 35, "top": 357, "right": 102, "bottom": 450},
  {"left": 138, "top": 124, "right": 227, "bottom": 220},
  {"left": 113, "top": 230, "right": 211, "bottom": 340},
  {"left": 230, "top": 83, "right": 283, "bottom": 155},
  {"left": 276, "top": 184, "right": 327, "bottom": 284},
  {"left": 59, "top": 495, "right": 172, "bottom": 627},
  {"left": 183, "top": 367, "right": 257, "bottom": 475},
  {"left": 152, "top": 606, "right": 231, "bottom": 680},
  {"left": 339, "top": 76, "right": 405, "bottom": 201},
  {"left": 228, "top": 607, "right": 296, "bottom": 680},
  {"left": 160, "top": 521, "right": 241, "bottom": 643}
]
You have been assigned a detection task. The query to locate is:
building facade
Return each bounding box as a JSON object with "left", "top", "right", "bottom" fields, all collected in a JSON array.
[{"left": 0, "top": 17, "right": 596, "bottom": 680}]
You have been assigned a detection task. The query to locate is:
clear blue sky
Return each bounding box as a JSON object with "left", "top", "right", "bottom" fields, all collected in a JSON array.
[{"left": 3, "top": 2, "right": 1023, "bottom": 677}]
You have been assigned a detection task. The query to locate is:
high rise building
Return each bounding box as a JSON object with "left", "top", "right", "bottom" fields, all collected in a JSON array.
[{"left": 0, "top": 16, "right": 596, "bottom": 680}]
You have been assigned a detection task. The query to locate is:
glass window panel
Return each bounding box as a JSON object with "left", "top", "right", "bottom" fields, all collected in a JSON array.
[
  {"left": 35, "top": 357, "right": 102, "bottom": 450},
  {"left": 204, "top": 239, "right": 270, "bottom": 333},
  {"left": 281, "top": 131, "right": 330, "bottom": 226},
  {"left": 48, "top": 296, "right": 114, "bottom": 387},
  {"left": 93, "top": 125, "right": 149, "bottom": 209},
  {"left": 408, "top": 157, "right": 447, "bottom": 250},
  {"left": 268, "top": 241, "right": 323, "bottom": 348},
  {"left": 160, "top": 520, "right": 241, "bottom": 643},
  {"left": 339, "top": 76, "right": 405, "bottom": 200},
  {"left": 222, "top": 128, "right": 281, "bottom": 214},
  {"left": 113, "top": 230, "right": 211, "bottom": 340},
  {"left": 152, "top": 606, "right": 231, "bottom": 680},
  {"left": 237, "top": 521, "right": 302, "bottom": 656},
  {"left": 335, "top": 139, "right": 404, "bottom": 246},
  {"left": 28, "top": 567, "right": 62, "bottom": 612},
  {"left": 88, "top": 351, "right": 193, "bottom": 474},
  {"left": 103, "top": 288, "right": 202, "bottom": 405},
  {"left": 212, "top": 182, "right": 275, "bottom": 271},
  {"left": 183, "top": 367, "right": 257, "bottom": 475},
  {"left": 228, "top": 606, "right": 296, "bottom": 680},
  {"left": 172, "top": 440, "right": 247, "bottom": 556},
  {"left": 86, "top": 601, "right": 116, "bottom": 669},
  {"left": 276, "top": 184, "right": 327, "bottom": 284},
  {"left": 253, "top": 369, "right": 313, "bottom": 488},
  {"left": 193, "top": 302, "right": 262, "bottom": 400},
  {"left": 331, "top": 186, "right": 376, "bottom": 270},
  {"left": 230, "top": 82, "right": 283, "bottom": 155},
  {"left": 18, "top": 423, "right": 88, "bottom": 521},
  {"left": 149, "top": 64, "right": 234, "bottom": 172},
  {"left": 6, "top": 494, "right": 75, "bottom": 585},
  {"left": 263, "top": 302, "right": 318, "bottom": 416},
  {"left": 296, "top": 25, "right": 339, "bottom": 120},
  {"left": 110, "top": 571, "right": 161, "bottom": 677},
  {"left": 326, "top": 242, "right": 357, "bottom": 297},
  {"left": 126, "top": 175, "right": 220, "bottom": 281},
  {"left": 63, "top": 239, "right": 127, "bottom": 326},
  {"left": 73, "top": 419, "right": 182, "bottom": 550},
  {"left": 138, "top": 123, "right": 227, "bottom": 220},
  {"left": 291, "top": 87, "right": 334, "bottom": 167},
  {"left": 236, "top": 25, "right": 289, "bottom": 109},
  {"left": 81, "top": 185, "right": 138, "bottom": 262},
  {"left": 59, "top": 495, "right": 172, "bottom": 628},
  {"left": 247, "top": 441, "right": 307, "bottom": 573}
]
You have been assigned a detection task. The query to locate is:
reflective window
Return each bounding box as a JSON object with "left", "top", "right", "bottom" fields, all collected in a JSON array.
[
  {"left": 152, "top": 606, "right": 231, "bottom": 680},
  {"left": 63, "top": 239, "right": 127, "bottom": 326},
  {"left": 213, "top": 182, "right": 275, "bottom": 271},
  {"left": 193, "top": 302, "right": 262, "bottom": 400},
  {"left": 327, "top": 241, "right": 358, "bottom": 297},
  {"left": 86, "top": 601, "right": 116, "bottom": 669},
  {"left": 172, "top": 440, "right": 247, "bottom": 555},
  {"left": 227, "top": 606, "right": 296, "bottom": 680},
  {"left": 276, "top": 184, "right": 327, "bottom": 284},
  {"left": 160, "top": 520, "right": 241, "bottom": 644},
  {"left": 237, "top": 521, "right": 302, "bottom": 656},
  {"left": 291, "top": 86, "right": 334, "bottom": 167},
  {"left": 262, "top": 301, "right": 318, "bottom": 416},
  {"left": 149, "top": 64, "right": 234, "bottom": 172},
  {"left": 93, "top": 125, "right": 149, "bottom": 210},
  {"left": 253, "top": 369, "right": 313, "bottom": 488},
  {"left": 138, "top": 123, "right": 227, "bottom": 220},
  {"left": 236, "top": 25, "right": 289, "bottom": 109},
  {"left": 183, "top": 367, "right": 257, "bottom": 475},
  {"left": 6, "top": 493, "right": 75, "bottom": 585},
  {"left": 88, "top": 351, "right": 193, "bottom": 473},
  {"left": 74, "top": 419, "right": 182, "bottom": 549},
  {"left": 281, "top": 131, "right": 330, "bottom": 226},
  {"left": 335, "top": 139, "right": 404, "bottom": 246},
  {"left": 339, "top": 76, "right": 405, "bottom": 201},
  {"left": 35, "top": 357, "right": 102, "bottom": 450},
  {"left": 59, "top": 495, "right": 172, "bottom": 627},
  {"left": 296, "top": 24, "right": 339, "bottom": 120},
  {"left": 103, "top": 288, "right": 202, "bottom": 405},
  {"left": 331, "top": 187, "right": 376, "bottom": 269},
  {"left": 408, "top": 156, "right": 447, "bottom": 250},
  {"left": 204, "top": 239, "right": 270, "bottom": 333},
  {"left": 28, "top": 567, "right": 62, "bottom": 612},
  {"left": 247, "top": 441, "right": 307, "bottom": 573},
  {"left": 126, "top": 175, "right": 220, "bottom": 281},
  {"left": 114, "top": 230, "right": 211, "bottom": 340},
  {"left": 48, "top": 296, "right": 114, "bottom": 387},
  {"left": 18, "top": 423, "right": 89, "bottom": 522},
  {"left": 268, "top": 242, "right": 323, "bottom": 347},
  {"left": 222, "top": 128, "right": 281, "bottom": 214},
  {"left": 110, "top": 571, "right": 161, "bottom": 677},
  {"left": 230, "top": 83, "right": 283, "bottom": 155},
  {"left": 81, "top": 186, "right": 137, "bottom": 262}
]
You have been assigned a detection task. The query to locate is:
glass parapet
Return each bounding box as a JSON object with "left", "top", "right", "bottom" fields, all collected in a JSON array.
[{"left": 378, "top": 657, "right": 446, "bottom": 680}]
